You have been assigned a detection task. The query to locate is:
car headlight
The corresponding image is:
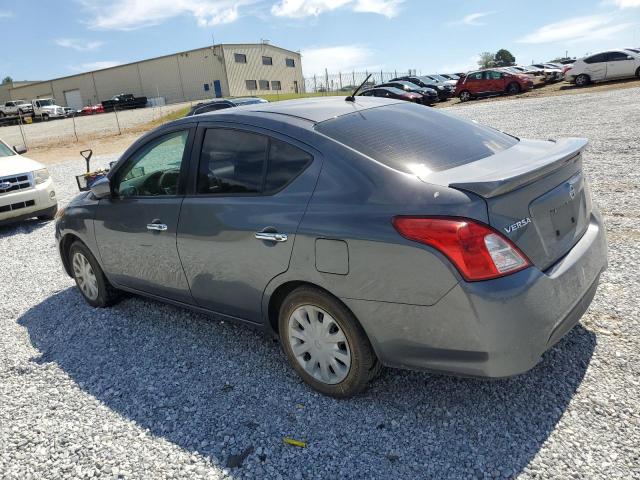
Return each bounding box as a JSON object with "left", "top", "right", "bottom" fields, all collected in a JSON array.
[{"left": 34, "top": 168, "right": 50, "bottom": 184}]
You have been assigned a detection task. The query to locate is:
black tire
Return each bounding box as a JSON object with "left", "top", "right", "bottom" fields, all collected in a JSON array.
[
  {"left": 42, "top": 113, "right": 49, "bottom": 121},
  {"left": 459, "top": 90, "right": 472, "bottom": 102},
  {"left": 37, "top": 205, "right": 57, "bottom": 221},
  {"left": 68, "top": 241, "right": 121, "bottom": 308},
  {"left": 278, "top": 286, "right": 380, "bottom": 398},
  {"left": 0, "top": 111, "right": 5, "bottom": 118},
  {"left": 636, "top": 67, "right": 640, "bottom": 78},
  {"left": 506, "top": 82, "right": 521, "bottom": 94},
  {"left": 575, "top": 74, "right": 590, "bottom": 87}
]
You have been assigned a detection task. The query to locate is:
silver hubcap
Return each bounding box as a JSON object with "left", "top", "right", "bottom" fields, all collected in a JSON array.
[
  {"left": 460, "top": 92, "right": 470, "bottom": 101},
  {"left": 287, "top": 305, "right": 351, "bottom": 385},
  {"left": 72, "top": 252, "right": 99, "bottom": 301}
]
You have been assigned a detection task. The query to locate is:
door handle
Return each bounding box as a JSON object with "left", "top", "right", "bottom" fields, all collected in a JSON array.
[
  {"left": 255, "top": 232, "right": 288, "bottom": 242},
  {"left": 146, "top": 223, "right": 168, "bottom": 232}
]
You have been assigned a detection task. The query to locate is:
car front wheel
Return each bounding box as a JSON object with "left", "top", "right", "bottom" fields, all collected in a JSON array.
[
  {"left": 459, "top": 90, "right": 472, "bottom": 102},
  {"left": 278, "top": 286, "right": 381, "bottom": 398},
  {"left": 575, "top": 74, "right": 590, "bottom": 87},
  {"left": 69, "top": 241, "right": 121, "bottom": 308}
]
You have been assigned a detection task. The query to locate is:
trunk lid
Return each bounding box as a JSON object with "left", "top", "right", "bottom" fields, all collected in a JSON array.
[{"left": 423, "top": 138, "right": 591, "bottom": 270}]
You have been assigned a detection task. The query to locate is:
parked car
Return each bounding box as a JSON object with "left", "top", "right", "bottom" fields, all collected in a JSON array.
[
  {"left": 0, "top": 139, "right": 57, "bottom": 225},
  {"left": 359, "top": 86, "right": 434, "bottom": 104},
  {"left": 391, "top": 76, "right": 453, "bottom": 101},
  {"left": 80, "top": 104, "right": 105, "bottom": 115},
  {"left": 375, "top": 81, "right": 439, "bottom": 104},
  {"left": 101, "top": 93, "right": 148, "bottom": 110},
  {"left": 55, "top": 97, "right": 607, "bottom": 398},
  {"left": 426, "top": 73, "right": 458, "bottom": 87},
  {"left": 455, "top": 69, "right": 534, "bottom": 102},
  {"left": 0, "top": 100, "right": 33, "bottom": 118},
  {"left": 624, "top": 48, "right": 640, "bottom": 55},
  {"left": 31, "top": 98, "right": 67, "bottom": 121},
  {"left": 440, "top": 73, "right": 461, "bottom": 82},
  {"left": 566, "top": 50, "right": 640, "bottom": 86},
  {"left": 186, "top": 97, "right": 268, "bottom": 116},
  {"left": 530, "top": 64, "right": 564, "bottom": 82}
]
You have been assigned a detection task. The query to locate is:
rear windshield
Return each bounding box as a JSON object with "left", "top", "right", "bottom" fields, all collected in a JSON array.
[{"left": 315, "top": 103, "right": 518, "bottom": 174}]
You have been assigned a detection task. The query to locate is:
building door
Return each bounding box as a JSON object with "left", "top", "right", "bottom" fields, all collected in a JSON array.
[
  {"left": 294, "top": 81, "right": 299, "bottom": 94},
  {"left": 64, "top": 89, "right": 83, "bottom": 110},
  {"left": 213, "top": 80, "right": 222, "bottom": 98}
]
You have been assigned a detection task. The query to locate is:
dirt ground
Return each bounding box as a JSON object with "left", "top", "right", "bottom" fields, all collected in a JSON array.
[{"left": 24, "top": 77, "right": 640, "bottom": 165}]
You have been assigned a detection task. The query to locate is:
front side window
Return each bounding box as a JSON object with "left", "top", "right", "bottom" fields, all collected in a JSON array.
[
  {"left": 607, "top": 51, "right": 631, "bottom": 62},
  {"left": 259, "top": 80, "right": 270, "bottom": 90},
  {"left": 115, "top": 130, "right": 189, "bottom": 197},
  {"left": 246, "top": 80, "right": 257, "bottom": 90},
  {"left": 234, "top": 53, "right": 247, "bottom": 63},
  {"left": 0, "top": 141, "right": 16, "bottom": 158},
  {"left": 285, "top": 58, "right": 295, "bottom": 67},
  {"left": 467, "top": 72, "right": 482, "bottom": 80},
  {"left": 197, "top": 129, "right": 312, "bottom": 195}
]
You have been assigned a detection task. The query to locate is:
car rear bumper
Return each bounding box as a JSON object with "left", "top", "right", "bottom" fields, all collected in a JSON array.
[
  {"left": 0, "top": 179, "right": 58, "bottom": 225},
  {"left": 344, "top": 209, "right": 607, "bottom": 378}
]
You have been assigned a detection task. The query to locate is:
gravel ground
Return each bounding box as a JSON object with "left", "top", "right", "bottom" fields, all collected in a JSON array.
[
  {"left": 1, "top": 87, "right": 639, "bottom": 479},
  {"left": 0, "top": 102, "right": 189, "bottom": 149}
]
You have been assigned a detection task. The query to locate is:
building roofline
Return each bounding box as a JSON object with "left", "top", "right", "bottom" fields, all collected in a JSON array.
[{"left": 9, "top": 43, "right": 301, "bottom": 92}]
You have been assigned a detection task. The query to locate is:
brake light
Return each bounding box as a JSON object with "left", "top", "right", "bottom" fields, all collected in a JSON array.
[{"left": 392, "top": 217, "right": 531, "bottom": 281}]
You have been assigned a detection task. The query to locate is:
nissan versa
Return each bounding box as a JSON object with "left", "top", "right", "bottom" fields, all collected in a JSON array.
[{"left": 55, "top": 97, "right": 607, "bottom": 398}]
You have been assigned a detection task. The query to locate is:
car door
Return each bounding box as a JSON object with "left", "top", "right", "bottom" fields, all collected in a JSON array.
[
  {"left": 177, "top": 124, "right": 321, "bottom": 323},
  {"left": 464, "top": 72, "right": 483, "bottom": 94},
  {"left": 94, "top": 126, "right": 195, "bottom": 303},
  {"left": 605, "top": 51, "right": 636, "bottom": 79},
  {"left": 583, "top": 53, "right": 608, "bottom": 80},
  {"left": 484, "top": 70, "right": 504, "bottom": 92}
]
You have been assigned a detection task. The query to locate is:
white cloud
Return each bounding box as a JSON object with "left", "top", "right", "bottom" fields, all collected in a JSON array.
[
  {"left": 56, "top": 38, "right": 104, "bottom": 51},
  {"left": 80, "top": 0, "right": 254, "bottom": 30},
  {"left": 609, "top": 0, "right": 640, "bottom": 7},
  {"left": 518, "top": 15, "right": 633, "bottom": 44},
  {"left": 71, "top": 60, "right": 122, "bottom": 72},
  {"left": 0, "top": 10, "right": 13, "bottom": 18},
  {"left": 271, "top": 0, "right": 403, "bottom": 18},
  {"left": 448, "top": 11, "right": 494, "bottom": 26},
  {"left": 301, "top": 45, "right": 374, "bottom": 75}
]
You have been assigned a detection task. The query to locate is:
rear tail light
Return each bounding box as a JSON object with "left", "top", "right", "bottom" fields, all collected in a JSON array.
[{"left": 392, "top": 217, "right": 531, "bottom": 281}]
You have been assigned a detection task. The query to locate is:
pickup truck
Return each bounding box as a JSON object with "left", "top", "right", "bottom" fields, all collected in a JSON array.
[
  {"left": 101, "top": 93, "right": 147, "bottom": 110},
  {"left": 31, "top": 98, "right": 68, "bottom": 120},
  {"left": 0, "top": 100, "right": 33, "bottom": 118}
]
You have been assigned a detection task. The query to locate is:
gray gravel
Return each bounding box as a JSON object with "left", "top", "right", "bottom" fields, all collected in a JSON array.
[{"left": 1, "top": 87, "right": 639, "bottom": 479}]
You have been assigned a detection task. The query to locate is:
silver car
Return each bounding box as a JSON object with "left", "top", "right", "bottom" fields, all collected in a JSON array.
[{"left": 55, "top": 97, "right": 608, "bottom": 398}]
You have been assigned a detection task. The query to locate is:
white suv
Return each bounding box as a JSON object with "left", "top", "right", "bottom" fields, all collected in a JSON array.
[
  {"left": 566, "top": 50, "right": 640, "bottom": 86},
  {"left": 0, "top": 139, "right": 57, "bottom": 225}
]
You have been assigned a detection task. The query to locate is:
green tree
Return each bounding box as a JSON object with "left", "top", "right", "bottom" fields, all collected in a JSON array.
[
  {"left": 1, "top": 76, "right": 12, "bottom": 84},
  {"left": 494, "top": 49, "right": 516, "bottom": 67},
  {"left": 477, "top": 52, "right": 495, "bottom": 69}
]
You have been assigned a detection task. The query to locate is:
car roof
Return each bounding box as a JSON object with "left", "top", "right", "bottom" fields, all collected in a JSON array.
[{"left": 178, "top": 96, "right": 404, "bottom": 125}]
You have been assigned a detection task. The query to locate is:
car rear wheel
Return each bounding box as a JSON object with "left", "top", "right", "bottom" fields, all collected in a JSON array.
[
  {"left": 69, "top": 241, "right": 121, "bottom": 308},
  {"left": 278, "top": 286, "right": 380, "bottom": 398},
  {"left": 575, "top": 74, "right": 590, "bottom": 87},
  {"left": 459, "top": 90, "right": 472, "bottom": 102},
  {"left": 635, "top": 67, "right": 640, "bottom": 78},
  {"left": 506, "top": 82, "right": 521, "bottom": 94}
]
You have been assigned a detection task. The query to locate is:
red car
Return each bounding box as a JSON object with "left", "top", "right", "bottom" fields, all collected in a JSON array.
[
  {"left": 80, "top": 104, "right": 105, "bottom": 115},
  {"left": 455, "top": 69, "right": 534, "bottom": 102}
]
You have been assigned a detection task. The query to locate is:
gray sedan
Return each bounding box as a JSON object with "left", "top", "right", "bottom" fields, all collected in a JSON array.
[{"left": 55, "top": 97, "right": 607, "bottom": 398}]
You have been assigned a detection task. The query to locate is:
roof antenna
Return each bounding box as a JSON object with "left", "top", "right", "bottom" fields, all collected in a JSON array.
[{"left": 346, "top": 73, "right": 372, "bottom": 102}]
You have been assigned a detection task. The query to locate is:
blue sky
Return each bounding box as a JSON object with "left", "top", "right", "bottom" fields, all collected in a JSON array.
[{"left": 1, "top": 0, "right": 640, "bottom": 80}]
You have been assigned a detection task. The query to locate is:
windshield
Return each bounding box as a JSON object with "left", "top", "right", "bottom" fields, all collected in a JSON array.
[
  {"left": 0, "top": 141, "right": 16, "bottom": 158},
  {"left": 418, "top": 76, "right": 437, "bottom": 85},
  {"left": 430, "top": 75, "right": 448, "bottom": 82},
  {"left": 316, "top": 102, "right": 518, "bottom": 174},
  {"left": 38, "top": 99, "right": 55, "bottom": 106}
]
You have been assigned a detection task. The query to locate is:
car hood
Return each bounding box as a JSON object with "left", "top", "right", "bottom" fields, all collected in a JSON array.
[{"left": 0, "top": 154, "right": 44, "bottom": 176}]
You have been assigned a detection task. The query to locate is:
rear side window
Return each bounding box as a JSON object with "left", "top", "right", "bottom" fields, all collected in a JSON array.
[
  {"left": 607, "top": 51, "right": 631, "bottom": 61},
  {"left": 315, "top": 103, "right": 518, "bottom": 174},
  {"left": 197, "top": 129, "right": 312, "bottom": 195},
  {"left": 584, "top": 53, "right": 607, "bottom": 64}
]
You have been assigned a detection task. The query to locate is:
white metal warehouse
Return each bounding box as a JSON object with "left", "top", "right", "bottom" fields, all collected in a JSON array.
[{"left": 5, "top": 43, "right": 304, "bottom": 109}]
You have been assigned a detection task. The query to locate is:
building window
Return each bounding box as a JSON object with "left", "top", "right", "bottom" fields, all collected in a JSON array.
[
  {"left": 285, "top": 58, "right": 295, "bottom": 68},
  {"left": 262, "top": 56, "right": 273, "bottom": 66},
  {"left": 234, "top": 53, "right": 247, "bottom": 64},
  {"left": 271, "top": 81, "right": 282, "bottom": 91},
  {"left": 204, "top": 83, "right": 210, "bottom": 91},
  {"left": 259, "top": 80, "right": 270, "bottom": 90},
  {"left": 245, "top": 80, "right": 257, "bottom": 90}
]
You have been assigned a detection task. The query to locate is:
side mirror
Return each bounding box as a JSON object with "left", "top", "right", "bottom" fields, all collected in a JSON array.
[
  {"left": 90, "top": 176, "right": 111, "bottom": 199},
  {"left": 13, "top": 145, "right": 27, "bottom": 155},
  {"left": 628, "top": 56, "right": 634, "bottom": 60}
]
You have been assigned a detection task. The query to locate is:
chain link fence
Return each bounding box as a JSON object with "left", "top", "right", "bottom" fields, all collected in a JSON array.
[{"left": 304, "top": 70, "right": 419, "bottom": 94}]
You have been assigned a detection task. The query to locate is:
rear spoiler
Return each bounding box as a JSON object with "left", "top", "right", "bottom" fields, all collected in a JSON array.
[{"left": 424, "top": 137, "right": 588, "bottom": 198}]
